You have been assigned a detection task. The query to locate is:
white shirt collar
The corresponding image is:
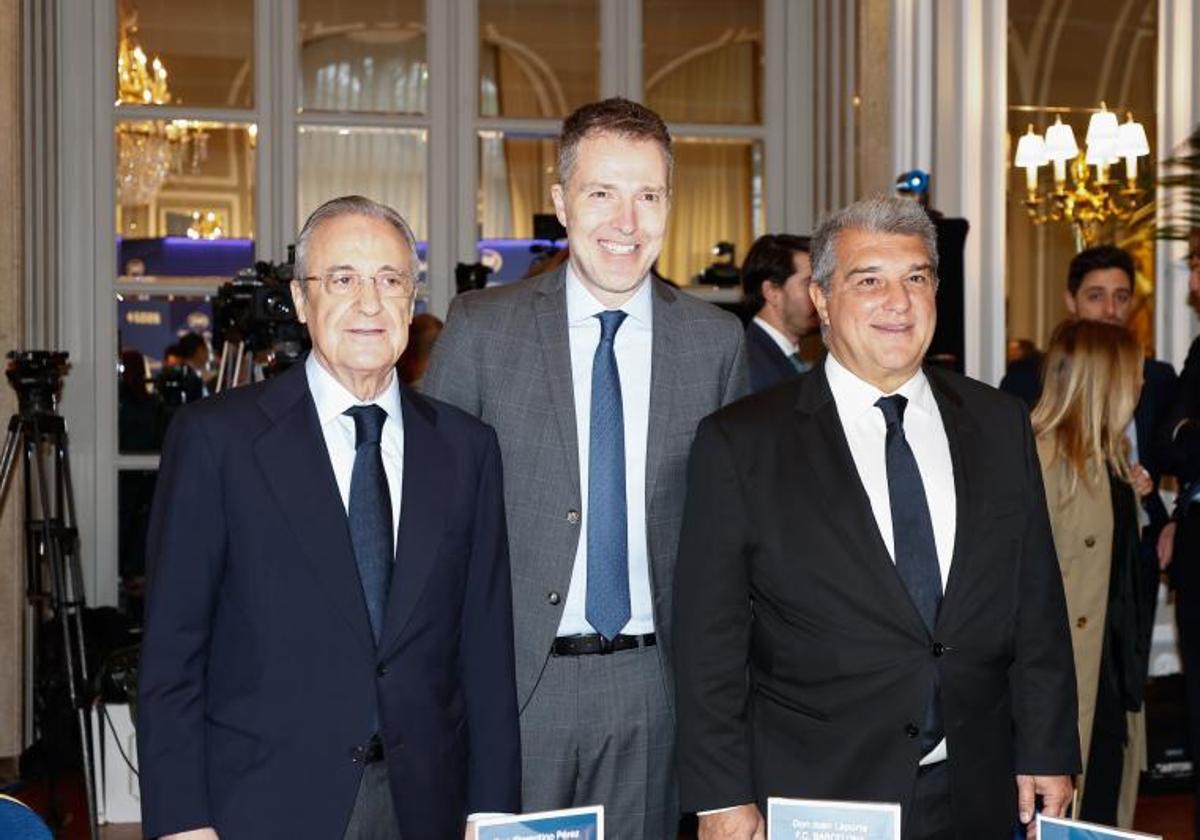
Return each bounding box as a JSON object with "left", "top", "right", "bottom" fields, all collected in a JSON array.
[
  {"left": 824, "top": 352, "right": 935, "bottom": 421},
  {"left": 565, "top": 263, "right": 654, "bottom": 326},
  {"left": 305, "top": 352, "right": 403, "bottom": 428},
  {"left": 752, "top": 316, "right": 799, "bottom": 356}
]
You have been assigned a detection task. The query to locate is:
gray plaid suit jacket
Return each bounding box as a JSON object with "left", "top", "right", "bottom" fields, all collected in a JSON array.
[{"left": 425, "top": 266, "right": 749, "bottom": 707}]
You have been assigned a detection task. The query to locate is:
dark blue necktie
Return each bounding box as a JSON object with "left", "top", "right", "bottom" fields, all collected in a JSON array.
[
  {"left": 586, "top": 310, "right": 630, "bottom": 641},
  {"left": 875, "top": 394, "right": 944, "bottom": 755},
  {"left": 345, "top": 405, "right": 393, "bottom": 644}
]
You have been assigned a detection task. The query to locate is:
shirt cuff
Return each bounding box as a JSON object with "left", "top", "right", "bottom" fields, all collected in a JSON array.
[{"left": 697, "top": 804, "right": 752, "bottom": 816}]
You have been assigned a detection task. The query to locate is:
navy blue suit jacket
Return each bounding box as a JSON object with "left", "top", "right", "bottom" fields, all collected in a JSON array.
[
  {"left": 137, "top": 360, "right": 520, "bottom": 839},
  {"left": 746, "top": 321, "right": 801, "bottom": 394}
]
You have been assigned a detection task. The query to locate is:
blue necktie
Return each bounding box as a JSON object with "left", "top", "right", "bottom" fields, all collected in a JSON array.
[
  {"left": 345, "top": 405, "right": 393, "bottom": 644},
  {"left": 876, "top": 394, "right": 944, "bottom": 755},
  {"left": 586, "top": 310, "right": 630, "bottom": 641}
]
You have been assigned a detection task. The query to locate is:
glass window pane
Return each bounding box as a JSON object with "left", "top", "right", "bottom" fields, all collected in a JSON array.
[
  {"left": 297, "top": 125, "right": 428, "bottom": 239},
  {"left": 478, "top": 131, "right": 557, "bottom": 239},
  {"left": 479, "top": 0, "right": 599, "bottom": 119},
  {"left": 117, "top": 292, "right": 216, "bottom": 454},
  {"left": 299, "top": 0, "right": 427, "bottom": 115},
  {"left": 1005, "top": 0, "right": 1158, "bottom": 353},
  {"left": 659, "top": 137, "right": 764, "bottom": 285},
  {"left": 119, "top": 469, "right": 158, "bottom": 622},
  {"left": 115, "top": 121, "right": 257, "bottom": 240},
  {"left": 116, "top": 0, "right": 254, "bottom": 109},
  {"left": 643, "top": 0, "right": 763, "bottom": 124}
]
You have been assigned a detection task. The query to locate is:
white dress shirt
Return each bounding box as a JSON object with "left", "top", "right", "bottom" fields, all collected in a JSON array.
[
  {"left": 556, "top": 266, "right": 655, "bottom": 637},
  {"left": 826, "top": 352, "right": 956, "bottom": 765},
  {"left": 752, "top": 315, "right": 799, "bottom": 357},
  {"left": 305, "top": 353, "right": 405, "bottom": 533}
]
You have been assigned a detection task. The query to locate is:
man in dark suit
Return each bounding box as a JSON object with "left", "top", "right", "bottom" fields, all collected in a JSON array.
[
  {"left": 1160, "top": 233, "right": 1200, "bottom": 838},
  {"left": 1001, "top": 245, "right": 1177, "bottom": 508},
  {"left": 425, "top": 98, "right": 748, "bottom": 840},
  {"left": 741, "top": 234, "right": 819, "bottom": 393},
  {"left": 674, "top": 196, "right": 1079, "bottom": 840},
  {"left": 137, "top": 196, "right": 520, "bottom": 840}
]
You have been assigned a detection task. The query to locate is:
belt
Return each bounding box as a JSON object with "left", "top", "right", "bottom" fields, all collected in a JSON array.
[
  {"left": 551, "top": 633, "right": 656, "bottom": 656},
  {"left": 352, "top": 733, "right": 385, "bottom": 764}
]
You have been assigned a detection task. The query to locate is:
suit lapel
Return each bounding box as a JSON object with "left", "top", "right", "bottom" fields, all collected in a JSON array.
[
  {"left": 645, "top": 280, "right": 679, "bottom": 504},
  {"left": 378, "top": 387, "right": 448, "bottom": 656},
  {"left": 793, "top": 367, "right": 929, "bottom": 638},
  {"left": 253, "top": 364, "right": 375, "bottom": 653},
  {"left": 926, "top": 368, "right": 979, "bottom": 611},
  {"left": 533, "top": 267, "right": 581, "bottom": 497}
]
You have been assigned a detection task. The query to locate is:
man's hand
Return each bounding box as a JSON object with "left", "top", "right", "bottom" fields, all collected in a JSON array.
[
  {"left": 1159, "top": 520, "right": 1178, "bottom": 570},
  {"left": 1130, "top": 463, "right": 1154, "bottom": 498},
  {"left": 464, "top": 821, "right": 478, "bottom": 840},
  {"left": 163, "top": 830, "right": 219, "bottom": 840},
  {"left": 1016, "top": 774, "right": 1073, "bottom": 840},
  {"left": 698, "top": 804, "right": 765, "bottom": 840}
]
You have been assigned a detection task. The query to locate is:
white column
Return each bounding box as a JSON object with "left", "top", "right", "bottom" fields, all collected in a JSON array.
[
  {"left": 890, "top": 0, "right": 934, "bottom": 177},
  {"left": 1156, "top": 0, "right": 1200, "bottom": 369},
  {"left": 932, "top": 0, "right": 1007, "bottom": 385}
]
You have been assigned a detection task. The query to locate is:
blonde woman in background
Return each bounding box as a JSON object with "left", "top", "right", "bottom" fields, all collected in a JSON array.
[{"left": 1033, "top": 319, "right": 1159, "bottom": 828}]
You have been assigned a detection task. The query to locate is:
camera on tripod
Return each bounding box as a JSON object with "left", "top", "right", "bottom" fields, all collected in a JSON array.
[
  {"left": 7, "top": 350, "right": 69, "bottom": 418},
  {"left": 212, "top": 258, "right": 310, "bottom": 388}
]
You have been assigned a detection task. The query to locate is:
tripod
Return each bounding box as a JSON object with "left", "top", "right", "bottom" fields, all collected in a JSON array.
[{"left": 0, "top": 353, "right": 97, "bottom": 839}]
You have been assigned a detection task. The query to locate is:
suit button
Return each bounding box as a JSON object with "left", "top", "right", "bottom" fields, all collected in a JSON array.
[
  {"left": 349, "top": 746, "right": 364, "bottom": 763},
  {"left": 1077, "top": 616, "right": 1088, "bottom": 629},
  {"left": 377, "top": 665, "right": 389, "bottom": 677},
  {"left": 1084, "top": 536, "right": 1096, "bottom": 548},
  {"left": 566, "top": 510, "right": 580, "bottom": 525},
  {"left": 931, "top": 642, "right": 945, "bottom": 657},
  {"left": 905, "top": 723, "right": 920, "bottom": 739},
  {"left": 548, "top": 591, "right": 561, "bottom": 605}
]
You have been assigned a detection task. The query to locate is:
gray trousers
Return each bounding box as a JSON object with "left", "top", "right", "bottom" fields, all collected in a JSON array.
[
  {"left": 520, "top": 643, "right": 677, "bottom": 840},
  {"left": 344, "top": 761, "right": 403, "bottom": 840}
]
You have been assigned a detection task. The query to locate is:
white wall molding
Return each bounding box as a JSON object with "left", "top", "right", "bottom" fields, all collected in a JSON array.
[{"left": 890, "top": 0, "right": 934, "bottom": 177}]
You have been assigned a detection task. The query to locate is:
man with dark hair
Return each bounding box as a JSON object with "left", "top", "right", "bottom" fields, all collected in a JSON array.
[
  {"left": 675, "top": 197, "right": 1078, "bottom": 840},
  {"left": 138, "top": 195, "right": 520, "bottom": 840},
  {"left": 1002, "top": 244, "right": 1177, "bottom": 569},
  {"left": 741, "top": 233, "right": 819, "bottom": 393},
  {"left": 426, "top": 98, "right": 748, "bottom": 839}
]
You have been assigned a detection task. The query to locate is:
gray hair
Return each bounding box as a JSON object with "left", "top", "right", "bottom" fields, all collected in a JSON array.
[
  {"left": 810, "top": 196, "right": 939, "bottom": 295},
  {"left": 293, "top": 195, "right": 418, "bottom": 286}
]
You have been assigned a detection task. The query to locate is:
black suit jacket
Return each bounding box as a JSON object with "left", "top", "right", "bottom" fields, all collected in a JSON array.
[
  {"left": 745, "top": 321, "right": 801, "bottom": 394},
  {"left": 674, "top": 365, "right": 1079, "bottom": 837},
  {"left": 137, "top": 361, "right": 520, "bottom": 839}
]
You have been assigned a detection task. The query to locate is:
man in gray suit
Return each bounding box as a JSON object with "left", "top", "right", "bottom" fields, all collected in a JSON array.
[{"left": 425, "top": 98, "right": 748, "bottom": 839}]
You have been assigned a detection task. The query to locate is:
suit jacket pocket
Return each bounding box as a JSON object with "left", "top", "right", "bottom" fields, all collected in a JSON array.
[{"left": 753, "top": 682, "right": 830, "bottom": 724}]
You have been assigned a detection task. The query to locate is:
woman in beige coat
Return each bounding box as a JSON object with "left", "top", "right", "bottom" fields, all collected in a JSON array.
[{"left": 1033, "top": 319, "right": 1157, "bottom": 828}]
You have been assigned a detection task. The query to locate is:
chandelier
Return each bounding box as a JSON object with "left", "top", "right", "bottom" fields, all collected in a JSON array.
[
  {"left": 1013, "top": 103, "right": 1151, "bottom": 249},
  {"left": 115, "top": 15, "right": 208, "bottom": 207}
]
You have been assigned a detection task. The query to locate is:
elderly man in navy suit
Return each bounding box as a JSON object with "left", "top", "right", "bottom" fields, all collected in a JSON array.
[{"left": 137, "top": 195, "right": 520, "bottom": 840}]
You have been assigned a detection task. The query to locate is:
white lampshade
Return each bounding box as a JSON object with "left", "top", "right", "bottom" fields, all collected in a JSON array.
[
  {"left": 1115, "top": 117, "right": 1150, "bottom": 157},
  {"left": 1086, "top": 141, "right": 1119, "bottom": 166},
  {"left": 1014, "top": 126, "right": 1047, "bottom": 167},
  {"left": 1043, "top": 116, "right": 1079, "bottom": 160},
  {"left": 1086, "top": 106, "right": 1119, "bottom": 147}
]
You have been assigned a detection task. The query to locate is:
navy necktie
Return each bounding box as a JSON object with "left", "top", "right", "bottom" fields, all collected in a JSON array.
[
  {"left": 345, "top": 404, "right": 393, "bottom": 644},
  {"left": 586, "top": 310, "right": 630, "bottom": 641},
  {"left": 875, "top": 394, "right": 944, "bottom": 755}
]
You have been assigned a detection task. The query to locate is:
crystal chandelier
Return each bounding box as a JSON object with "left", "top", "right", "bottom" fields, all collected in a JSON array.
[
  {"left": 115, "top": 14, "right": 208, "bottom": 207},
  {"left": 1012, "top": 103, "right": 1151, "bottom": 249}
]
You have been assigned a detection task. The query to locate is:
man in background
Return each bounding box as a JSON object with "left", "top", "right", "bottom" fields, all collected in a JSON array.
[
  {"left": 396, "top": 312, "right": 443, "bottom": 389},
  {"left": 740, "top": 233, "right": 819, "bottom": 393},
  {"left": 426, "top": 98, "right": 747, "bottom": 839}
]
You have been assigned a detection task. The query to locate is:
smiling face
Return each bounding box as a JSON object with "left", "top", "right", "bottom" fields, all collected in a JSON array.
[
  {"left": 810, "top": 229, "right": 937, "bottom": 392},
  {"left": 1065, "top": 266, "right": 1134, "bottom": 326},
  {"left": 551, "top": 132, "right": 670, "bottom": 307},
  {"left": 290, "top": 213, "right": 414, "bottom": 397}
]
